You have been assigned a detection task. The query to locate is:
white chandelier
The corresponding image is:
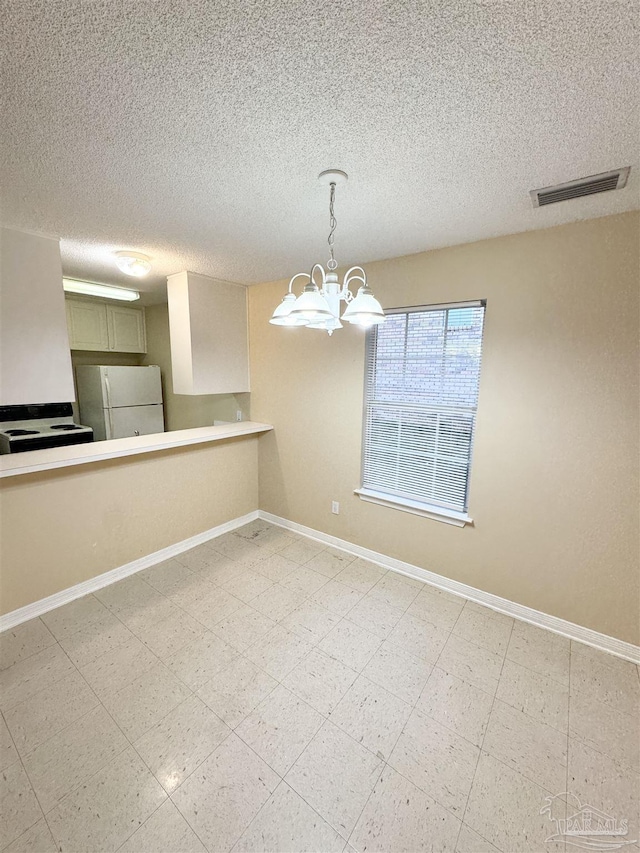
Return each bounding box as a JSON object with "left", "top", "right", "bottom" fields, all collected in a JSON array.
[{"left": 269, "top": 170, "right": 385, "bottom": 335}]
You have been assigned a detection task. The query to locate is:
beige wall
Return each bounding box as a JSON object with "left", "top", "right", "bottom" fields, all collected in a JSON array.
[
  {"left": 0, "top": 437, "right": 258, "bottom": 615},
  {"left": 144, "top": 303, "right": 250, "bottom": 431},
  {"left": 249, "top": 213, "right": 640, "bottom": 645}
]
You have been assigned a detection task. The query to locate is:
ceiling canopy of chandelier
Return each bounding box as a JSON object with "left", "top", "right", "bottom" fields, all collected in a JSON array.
[{"left": 269, "top": 170, "right": 386, "bottom": 335}]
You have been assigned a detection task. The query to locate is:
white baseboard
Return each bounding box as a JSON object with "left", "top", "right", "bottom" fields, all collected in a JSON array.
[
  {"left": 3, "top": 507, "right": 638, "bottom": 665},
  {"left": 0, "top": 511, "right": 259, "bottom": 633},
  {"left": 259, "top": 511, "right": 640, "bottom": 665}
]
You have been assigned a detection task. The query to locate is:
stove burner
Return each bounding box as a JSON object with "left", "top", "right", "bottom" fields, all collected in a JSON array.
[
  {"left": 50, "top": 424, "right": 82, "bottom": 431},
  {"left": 5, "top": 429, "right": 39, "bottom": 436}
]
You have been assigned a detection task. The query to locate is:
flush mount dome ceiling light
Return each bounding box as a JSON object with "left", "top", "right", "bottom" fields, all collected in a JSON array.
[
  {"left": 114, "top": 250, "right": 152, "bottom": 277},
  {"left": 269, "top": 170, "right": 385, "bottom": 335}
]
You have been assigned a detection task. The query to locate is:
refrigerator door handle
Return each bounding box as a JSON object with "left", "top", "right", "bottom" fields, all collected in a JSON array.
[
  {"left": 104, "top": 374, "right": 115, "bottom": 439},
  {"left": 104, "top": 373, "right": 112, "bottom": 408}
]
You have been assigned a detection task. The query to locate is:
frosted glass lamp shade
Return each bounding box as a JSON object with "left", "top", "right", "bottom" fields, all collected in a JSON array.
[
  {"left": 289, "top": 284, "right": 334, "bottom": 323},
  {"left": 341, "top": 286, "right": 386, "bottom": 326},
  {"left": 269, "top": 292, "right": 309, "bottom": 326}
]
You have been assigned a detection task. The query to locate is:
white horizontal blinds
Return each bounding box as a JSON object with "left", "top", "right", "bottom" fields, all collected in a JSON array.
[{"left": 363, "top": 303, "right": 485, "bottom": 512}]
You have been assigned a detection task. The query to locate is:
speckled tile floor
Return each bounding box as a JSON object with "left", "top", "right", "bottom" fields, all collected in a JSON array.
[{"left": 1, "top": 520, "right": 638, "bottom": 853}]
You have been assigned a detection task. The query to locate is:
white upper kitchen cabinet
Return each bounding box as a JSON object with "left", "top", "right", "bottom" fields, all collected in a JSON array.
[
  {"left": 65, "top": 298, "right": 109, "bottom": 350},
  {"left": 167, "top": 271, "right": 250, "bottom": 394},
  {"left": 106, "top": 304, "right": 146, "bottom": 352},
  {"left": 66, "top": 298, "right": 147, "bottom": 353},
  {"left": 0, "top": 227, "right": 75, "bottom": 405}
]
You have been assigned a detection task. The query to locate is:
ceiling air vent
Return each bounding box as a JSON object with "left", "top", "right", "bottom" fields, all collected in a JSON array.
[{"left": 530, "top": 167, "right": 630, "bottom": 207}]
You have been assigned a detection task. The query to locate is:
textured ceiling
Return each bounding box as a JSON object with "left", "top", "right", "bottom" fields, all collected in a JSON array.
[{"left": 1, "top": 0, "right": 638, "bottom": 301}]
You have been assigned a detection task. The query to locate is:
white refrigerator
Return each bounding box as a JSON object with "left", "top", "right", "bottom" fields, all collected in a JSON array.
[{"left": 75, "top": 365, "right": 165, "bottom": 440}]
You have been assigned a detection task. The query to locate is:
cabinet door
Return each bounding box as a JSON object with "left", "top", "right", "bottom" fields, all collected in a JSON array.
[
  {"left": 66, "top": 299, "right": 109, "bottom": 351},
  {"left": 107, "top": 305, "right": 147, "bottom": 353}
]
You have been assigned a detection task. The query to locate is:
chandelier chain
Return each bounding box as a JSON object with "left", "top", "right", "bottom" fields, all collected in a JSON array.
[{"left": 327, "top": 182, "right": 338, "bottom": 271}]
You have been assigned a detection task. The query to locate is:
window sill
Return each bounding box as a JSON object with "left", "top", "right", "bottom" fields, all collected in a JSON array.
[{"left": 354, "top": 488, "right": 473, "bottom": 527}]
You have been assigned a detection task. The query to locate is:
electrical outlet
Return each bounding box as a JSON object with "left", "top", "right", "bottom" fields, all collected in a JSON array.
[
  {"left": 331, "top": 501, "right": 340, "bottom": 514},
  {"left": 236, "top": 410, "right": 243, "bottom": 422}
]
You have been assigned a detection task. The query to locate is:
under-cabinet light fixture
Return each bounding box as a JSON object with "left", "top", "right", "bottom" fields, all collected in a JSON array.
[{"left": 62, "top": 278, "right": 140, "bottom": 301}]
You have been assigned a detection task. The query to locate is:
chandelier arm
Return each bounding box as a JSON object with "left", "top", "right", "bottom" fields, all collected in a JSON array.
[
  {"left": 309, "top": 263, "right": 327, "bottom": 291},
  {"left": 341, "top": 266, "right": 367, "bottom": 302},
  {"left": 345, "top": 275, "right": 366, "bottom": 288},
  {"left": 287, "top": 272, "right": 310, "bottom": 294},
  {"left": 343, "top": 266, "right": 367, "bottom": 285}
]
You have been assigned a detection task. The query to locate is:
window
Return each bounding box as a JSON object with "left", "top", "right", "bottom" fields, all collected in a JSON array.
[{"left": 357, "top": 301, "right": 486, "bottom": 525}]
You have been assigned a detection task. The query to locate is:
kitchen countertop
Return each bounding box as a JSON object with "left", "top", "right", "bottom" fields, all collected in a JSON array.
[{"left": 0, "top": 421, "right": 273, "bottom": 479}]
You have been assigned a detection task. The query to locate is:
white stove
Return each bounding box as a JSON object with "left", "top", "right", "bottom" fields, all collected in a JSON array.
[{"left": 0, "top": 403, "right": 94, "bottom": 454}]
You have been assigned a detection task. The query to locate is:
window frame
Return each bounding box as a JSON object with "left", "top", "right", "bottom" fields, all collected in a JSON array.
[{"left": 355, "top": 299, "right": 486, "bottom": 527}]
